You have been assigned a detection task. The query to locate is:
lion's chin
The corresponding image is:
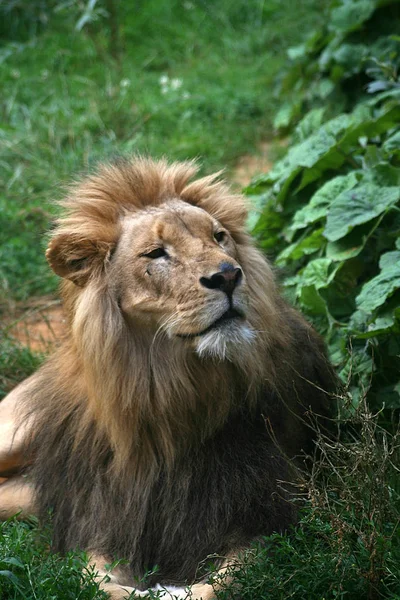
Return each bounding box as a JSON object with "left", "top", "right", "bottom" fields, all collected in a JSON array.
[{"left": 194, "top": 320, "right": 256, "bottom": 362}]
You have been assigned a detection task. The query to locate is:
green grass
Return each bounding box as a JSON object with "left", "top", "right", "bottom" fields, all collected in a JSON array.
[
  {"left": 0, "top": 334, "right": 43, "bottom": 398},
  {"left": 0, "top": 0, "right": 327, "bottom": 305},
  {"left": 0, "top": 518, "right": 107, "bottom": 600}
]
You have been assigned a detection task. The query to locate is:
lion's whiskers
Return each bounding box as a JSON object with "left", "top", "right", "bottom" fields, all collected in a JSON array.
[{"left": 149, "top": 312, "right": 180, "bottom": 360}]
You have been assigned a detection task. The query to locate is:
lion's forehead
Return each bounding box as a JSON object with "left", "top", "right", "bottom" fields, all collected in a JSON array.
[{"left": 121, "top": 200, "right": 220, "bottom": 251}]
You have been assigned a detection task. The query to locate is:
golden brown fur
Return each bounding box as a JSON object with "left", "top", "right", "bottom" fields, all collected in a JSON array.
[{"left": 0, "top": 157, "right": 336, "bottom": 598}]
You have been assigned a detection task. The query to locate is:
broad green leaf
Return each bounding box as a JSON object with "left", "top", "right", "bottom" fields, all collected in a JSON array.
[
  {"left": 363, "top": 145, "right": 384, "bottom": 169},
  {"left": 267, "top": 114, "right": 352, "bottom": 184},
  {"left": 380, "top": 250, "right": 400, "bottom": 271},
  {"left": 290, "top": 172, "right": 359, "bottom": 232},
  {"left": 362, "top": 314, "right": 397, "bottom": 337},
  {"left": 356, "top": 251, "right": 400, "bottom": 312},
  {"left": 329, "top": 0, "right": 376, "bottom": 34},
  {"left": 276, "top": 228, "right": 324, "bottom": 264},
  {"left": 383, "top": 130, "right": 400, "bottom": 154},
  {"left": 273, "top": 102, "right": 299, "bottom": 130},
  {"left": 326, "top": 219, "right": 381, "bottom": 261},
  {"left": 353, "top": 299, "right": 400, "bottom": 338},
  {"left": 254, "top": 111, "right": 379, "bottom": 200},
  {"left": 268, "top": 131, "right": 336, "bottom": 180},
  {"left": 326, "top": 239, "right": 362, "bottom": 262},
  {"left": 298, "top": 285, "right": 328, "bottom": 316},
  {"left": 325, "top": 185, "right": 400, "bottom": 242},
  {"left": 283, "top": 275, "right": 300, "bottom": 288},
  {"left": 348, "top": 309, "right": 368, "bottom": 333},
  {"left": 367, "top": 87, "right": 400, "bottom": 106},
  {"left": 331, "top": 43, "right": 368, "bottom": 75},
  {"left": 298, "top": 257, "right": 339, "bottom": 290},
  {"left": 339, "top": 105, "right": 400, "bottom": 154},
  {"left": 314, "top": 78, "right": 335, "bottom": 100},
  {"left": 247, "top": 194, "right": 266, "bottom": 231},
  {"left": 287, "top": 44, "right": 307, "bottom": 60},
  {"left": 294, "top": 108, "right": 325, "bottom": 142},
  {"left": 364, "top": 163, "right": 400, "bottom": 187},
  {"left": 323, "top": 113, "right": 354, "bottom": 137}
]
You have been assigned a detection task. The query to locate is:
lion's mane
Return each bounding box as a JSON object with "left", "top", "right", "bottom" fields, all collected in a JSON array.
[{"left": 24, "top": 157, "right": 336, "bottom": 589}]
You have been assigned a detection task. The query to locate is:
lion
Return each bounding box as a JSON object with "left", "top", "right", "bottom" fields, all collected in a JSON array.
[{"left": 0, "top": 157, "right": 336, "bottom": 599}]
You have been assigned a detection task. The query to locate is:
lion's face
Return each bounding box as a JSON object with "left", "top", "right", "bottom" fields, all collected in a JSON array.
[
  {"left": 111, "top": 200, "right": 255, "bottom": 359},
  {"left": 45, "top": 158, "right": 279, "bottom": 364}
]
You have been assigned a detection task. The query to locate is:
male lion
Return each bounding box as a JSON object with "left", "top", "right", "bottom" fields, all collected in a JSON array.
[{"left": 0, "top": 157, "right": 336, "bottom": 599}]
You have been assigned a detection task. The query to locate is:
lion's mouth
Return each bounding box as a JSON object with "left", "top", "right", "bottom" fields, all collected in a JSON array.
[{"left": 177, "top": 308, "right": 245, "bottom": 339}]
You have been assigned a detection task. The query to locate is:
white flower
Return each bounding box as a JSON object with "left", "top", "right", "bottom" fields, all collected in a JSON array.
[
  {"left": 120, "top": 79, "right": 131, "bottom": 88},
  {"left": 159, "top": 74, "right": 169, "bottom": 86},
  {"left": 170, "top": 78, "right": 183, "bottom": 90}
]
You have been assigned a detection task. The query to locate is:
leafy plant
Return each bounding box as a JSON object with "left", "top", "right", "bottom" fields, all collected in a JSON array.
[
  {"left": 0, "top": 518, "right": 108, "bottom": 599},
  {"left": 273, "top": 0, "right": 400, "bottom": 129},
  {"left": 248, "top": 0, "right": 400, "bottom": 413}
]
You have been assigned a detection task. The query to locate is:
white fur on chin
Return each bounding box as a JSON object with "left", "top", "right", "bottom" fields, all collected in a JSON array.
[{"left": 195, "top": 321, "right": 256, "bottom": 361}]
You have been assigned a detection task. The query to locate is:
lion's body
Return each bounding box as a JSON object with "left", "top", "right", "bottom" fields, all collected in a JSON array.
[
  {"left": 30, "top": 376, "right": 295, "bottom": 587},
  {"left": 1, "top": 157, "right": 336, "bottom": 596}
]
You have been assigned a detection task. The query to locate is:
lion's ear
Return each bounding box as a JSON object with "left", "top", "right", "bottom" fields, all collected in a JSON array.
[{"left": 46, "top": 234, "right": 113, "bottom": 286}]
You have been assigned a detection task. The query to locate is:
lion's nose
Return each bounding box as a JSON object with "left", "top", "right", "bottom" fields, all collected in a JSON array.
[{"left": 200, "top": 264, "right": 242, "bottom": 294}]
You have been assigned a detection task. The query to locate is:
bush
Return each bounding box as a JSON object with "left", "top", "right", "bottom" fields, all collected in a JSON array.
[{"left": 248, "top": 0, "right": 400, "bottom": 416}]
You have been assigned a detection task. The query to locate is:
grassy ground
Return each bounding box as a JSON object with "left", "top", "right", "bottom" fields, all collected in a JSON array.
[
  {"left": 0, "top": 0, "right": 327, "bottom": 306},
  {"left": 0, "top": 2, "right": 330, "bottom": 598}
]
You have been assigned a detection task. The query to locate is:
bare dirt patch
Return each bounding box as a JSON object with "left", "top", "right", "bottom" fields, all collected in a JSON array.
[
  {"left": 232, "top": 141, "right": 274, "bottom": 187},
  {"left": 6, "top": 297, "right": 66, "bottom": 353}
]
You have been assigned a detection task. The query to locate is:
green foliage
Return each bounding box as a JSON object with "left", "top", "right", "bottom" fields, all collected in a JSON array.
[
  {"left": 248, "top": 0, "right": 400, "bottom": 413},
  {"left": 0, "top": 0, "right": 324, "bottom": 305},
  {"left": 0, "top": 334, "right": 43, "bottom": 399},
  {"left": 273, "top": 0, "right": 400, "bottom": 129},
  {"left": 0, "top": 518, "right": 107, "bottom": 599}
]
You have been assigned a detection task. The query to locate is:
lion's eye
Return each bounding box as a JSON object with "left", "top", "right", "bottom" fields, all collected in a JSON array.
[
  {"left": 143, "top": 248, "right": 168, "bottom": 259},
  {"left": 214, "top": 231, "right": 226, "bottom": 244}
]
